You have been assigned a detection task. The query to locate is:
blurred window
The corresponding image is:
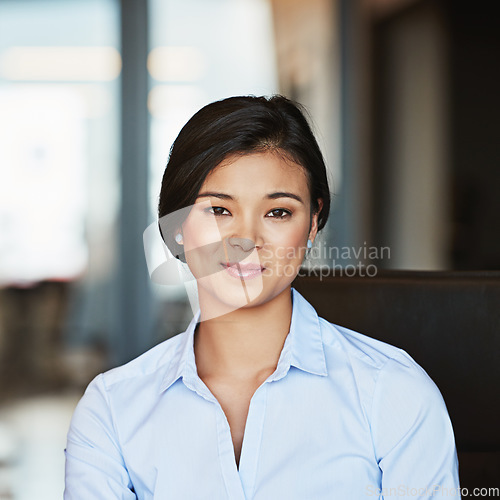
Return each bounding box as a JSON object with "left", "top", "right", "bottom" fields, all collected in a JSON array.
[{"left": 0, "top": 0, "right": 120, "bottom": 288}]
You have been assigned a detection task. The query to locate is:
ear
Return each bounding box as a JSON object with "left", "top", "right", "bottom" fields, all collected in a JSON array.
[
  {"left": 308, "top": 199, "right": 323, "bottom": 243},
  {"left": 174, "top": 230, "right": 184, "bottom": 245}
]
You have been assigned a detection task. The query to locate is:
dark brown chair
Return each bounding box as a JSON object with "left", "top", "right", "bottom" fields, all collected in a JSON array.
[{"left": 293, "top": 270, "right": 500, "bottom": 489}]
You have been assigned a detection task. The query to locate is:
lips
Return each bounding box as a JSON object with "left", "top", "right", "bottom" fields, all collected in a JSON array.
[
  {"left": 222, "top": 262, "right": 265, "bottom": 279},
  {"left": 225, "top": 262, "right": 263, "bottom": 271}
]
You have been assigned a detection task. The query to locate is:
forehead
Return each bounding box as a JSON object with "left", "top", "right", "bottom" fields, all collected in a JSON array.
[{"left": 202, "top": 152, "right": 309, "bottom": 194}]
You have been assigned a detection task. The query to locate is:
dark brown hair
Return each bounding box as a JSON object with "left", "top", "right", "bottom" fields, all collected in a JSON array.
[{"left": 158, "top": 95, "right": 331, "bottom": 259}]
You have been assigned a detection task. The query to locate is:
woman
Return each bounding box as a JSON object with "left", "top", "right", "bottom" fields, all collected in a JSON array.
[{"left": 65, "top": 95, "right": 460, "bottom": 499}]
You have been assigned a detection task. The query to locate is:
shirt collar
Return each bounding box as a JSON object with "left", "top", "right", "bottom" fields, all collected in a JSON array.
[
  {"left": 159, "top": 309, "right": 200, "bottom": 394},
  {"left": 288, "top": 287, "right": 328, "bottom": 376},
  {"left": 159, "top": 287, "right": 327, "bottom": 394}
]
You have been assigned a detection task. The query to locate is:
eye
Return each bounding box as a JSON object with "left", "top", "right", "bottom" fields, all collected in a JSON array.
[
  {"left": 205, "top": 206, "right": 231, "bottom": 217},
  {"left": 266, "top": 208, "right": 292, "bottom": 219}
]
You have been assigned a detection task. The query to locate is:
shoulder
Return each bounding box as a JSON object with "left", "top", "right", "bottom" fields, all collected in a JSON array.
[
  {"left": 73, "top": 330, "right": 187, "bottom": 421},
  {"left": 317, "top": 317, "right": 453, "bottom": 458},
  {"left": 65, "top": 331, "right": 190, "bottom": 496},
  {"left": 295, "top": 298, "right": 458, "bottom": 483},
  {"left": 68, "top": 331, "right": 187, "bottom": 444},
  {"left": 323, "top": 318, "right": 409, "bottom": 362},
  {"left": 291, "top": 288, "right": 438, "bottom": 410},
  {"left": 100, "top": 331, "right": 185, "bottom": 390},
  {"left": 318, "top": 316, "right": 423, "bottom": 380},
  {"left": 318, "top": 317, "right": 447, "bottom": 422}
]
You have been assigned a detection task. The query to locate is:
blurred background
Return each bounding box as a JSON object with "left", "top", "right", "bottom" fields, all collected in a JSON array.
[{"left": 0, "top": 0, "right": 498, "bottom": 497}]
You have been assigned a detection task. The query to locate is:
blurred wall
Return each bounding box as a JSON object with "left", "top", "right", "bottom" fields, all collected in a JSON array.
[
  {"left": 372, "top": 1, "right": 449, "bottom": 269},
  {"left": 369, "top": 0, "right": 500, "bottom": 270}
]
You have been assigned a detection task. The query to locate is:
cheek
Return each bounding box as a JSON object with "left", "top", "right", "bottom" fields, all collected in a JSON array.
[
  {"left": 265, "top": 225, "right": 308, "bottom": 262},
  {"left": 182, "top": 213, "right": 223, "bottom": 252},
  {"left": 181, "top": 218, "right": 224, "bottom": 278}
]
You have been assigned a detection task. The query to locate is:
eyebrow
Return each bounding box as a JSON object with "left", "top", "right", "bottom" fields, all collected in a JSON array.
[{"left": 196, "top": 191, "right": 305, "bottom": 204}]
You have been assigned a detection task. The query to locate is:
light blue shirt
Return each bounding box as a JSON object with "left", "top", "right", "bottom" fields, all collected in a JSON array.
[{"left": 65, "top": 288, "right": 460, "bottom": 499}]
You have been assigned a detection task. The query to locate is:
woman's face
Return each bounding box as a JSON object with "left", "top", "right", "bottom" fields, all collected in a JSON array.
[{"left": 179, "top": 151, "right": 321, "bottom": 316}]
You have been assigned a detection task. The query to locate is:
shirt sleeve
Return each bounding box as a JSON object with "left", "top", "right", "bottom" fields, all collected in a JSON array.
[
  {"left": 64, "top": 374, "right": 137, "bottom": 499},
  {"left": 370, "top": 355, "right": 461, "bottom": 499}
]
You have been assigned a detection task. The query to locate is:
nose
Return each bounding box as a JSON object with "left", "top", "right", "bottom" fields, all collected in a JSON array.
[{"left": 224, "top": 215, "right": 264, "bottom": 255}]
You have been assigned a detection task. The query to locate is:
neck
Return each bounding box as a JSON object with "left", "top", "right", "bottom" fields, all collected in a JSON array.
[{"left": 194, "top": 286, "right": 293, "bottom": 381}]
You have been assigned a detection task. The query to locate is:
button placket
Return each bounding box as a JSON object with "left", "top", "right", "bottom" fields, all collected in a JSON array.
[
  {"left": 183, "top": 372, "right": 247, "bottom": 499},
  {"left": 214, "top": 399, "right": 247, "bottom": 500},
  {"left": 237, "top": 382, "right": 268, "bottom": 500}
]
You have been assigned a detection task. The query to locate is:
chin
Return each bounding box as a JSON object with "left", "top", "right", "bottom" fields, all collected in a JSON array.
[{"left": 196, "top": 272, "right": 266, "bottom": 316}]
